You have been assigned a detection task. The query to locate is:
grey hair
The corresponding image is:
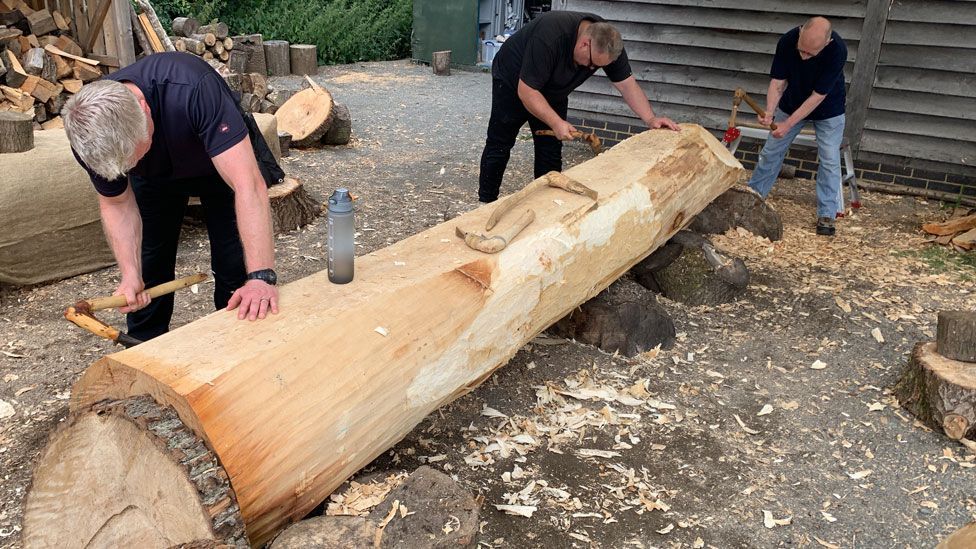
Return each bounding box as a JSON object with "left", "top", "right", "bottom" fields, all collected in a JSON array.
[
  {"left": 586, "top": 22, "right": 624, "bottom": 61},
  {"left": 62, "top": 79, "right": 148, "bottom": 180}
]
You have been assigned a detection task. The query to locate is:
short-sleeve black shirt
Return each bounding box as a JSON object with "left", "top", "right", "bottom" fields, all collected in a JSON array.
[
  {"left": 770, "top": 27, "right": 847, "bottom": 120},
  {"left": 73, "top": 52, "right": 248, "bottom": 197},
  {"left": 492, "top": 10, "right": 632, "bottom": 99}
]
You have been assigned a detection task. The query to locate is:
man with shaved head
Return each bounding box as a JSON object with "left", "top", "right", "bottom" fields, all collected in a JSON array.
[{"left": 747, "top": 17, "right": 848, "bottom": 236}]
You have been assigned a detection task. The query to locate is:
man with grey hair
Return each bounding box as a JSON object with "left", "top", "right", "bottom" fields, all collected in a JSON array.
[
  {"left": 747, "top": 16, "right": 847, "bottom": 236},
  {"left": 63, "top": 52, "right": 280, "bottom": 341},
  {"left": 479, "top": 10, "right": 680, "bottom": 203}
]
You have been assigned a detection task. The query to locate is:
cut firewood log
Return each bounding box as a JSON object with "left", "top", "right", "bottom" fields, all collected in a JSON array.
[
  {"left": 267, "top": 88, "right": 296, "bottom": 110},
  {"left": 50, "top": 52, "right": 72, "bottom": 79},
  {"left": 937, "top": 311, "right": 976, "bottom": 363},
  {"left": 222, "top": 72, "right": 242, "bottom": 93},
  {"left": 24, "top": 125, "right": 740, "bottom": 546},
  {"left": 0, "top": 53, "right": 5, "bottom": 80},
  {"left": 54, "top": 35, "right": 83, "bottom": 57},
  {"left": 646, "top": 230, "right": 749, "bottom": 305},
  {"left": 61, "top": 78, "right": 83, "bottom": 94},
  {"left": 180, "top": 37, "right": 205, "bottom": 55},
  {"left": 189, "top": 31, "right": 216, "bottom": 48},
  {"left": 952, "top": 228, "right": 976, "bottom": 251},
  {"left": 223, "top": 36, "right": 234, "bottom": 50},
  {"left": 227, "top": 49, "right": 247, "bottom": 74},
  {"left": 259, "top": 99, "right": 274, "bottom": 114},
  {"left": 45, "top": 92, "right": 64, "bottom": 115},
  {"left": 212, "top": 40, "right": 225, "bottom": 56},
  {"left": 268, "top": 176, "right": 320, "bottom": 233},
  {"left": 0, "top": 9, "right": 26, "bottom": 27},
  {"left": 52, "top": 9, "right": 70, "bottom": 31},
  {"left": 247, "top": 72, "right": 268, "bottom": 100},
  {"left": 0, "top": 111, "right": 33, "bottom": 153},
  {"left": 3, "top": 49, "right": 28, "bottom": 87},
  {"left": 199, "top": 22, "right": 228, "bottom": 40},
  {"left": 232, "top": 34, "right": 266, "bottom": 75},
  {"left": 432, "top": 50, "right": 451, "bottom": 76},
  {"left": 25, "top": 9, "right": 55, "bottom": 36},
  {"left": 551, "top": 277, "right": 676, "bottom": 356},
  {"left": 278, "top": 131, "right": 291, "bottom": 157},
  {"left": 264, "top": 39, "right": 289, "bottom": 76},
  {"left": 321, "top": 102, "right": 351, "bottom": 146},
  {"left": 289, "top": 43, "right": 316, "bottom": 76},
  {"left": 922, "top": 213, "right": 976, "bottom": 236},
  {"left": 73, "top": 59, "right": 102, "bottom": 82},
  {"left": 201, "top": 51, "right": 214, "bottom": 61},
  {"left": 218, "top": 50, "right": 229, "bottom": 62},
  {"left": 27, "top": 76, "right": 57, "bottom": 103},
  {"left": 275, "top": 76, "right": 334, "bottom": 147},
  {"left": 269, "top": 516, "right": 377, "bottom": 549},
  {"left": 171, "top": 16, "right": 199, "bottom": 37},
  {"left": 22, "top": 47, "right": 45, "bottom": 75},
  {"left": 688, "top": 185, "right": 783, "bottom": 241},
  {"left": 40, "top": 115, "right": 62, "bottom": 130},
  {"left": 239, "top": 92, "right": 260, "bottom": 113},
  {"left": 1, "top": 84, "right": 34, "bottom": 112},
  {"left": 896, "top": 341, "right": 976, "bottom": 440}
]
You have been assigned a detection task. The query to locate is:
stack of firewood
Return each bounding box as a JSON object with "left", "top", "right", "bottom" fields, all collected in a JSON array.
[
  {"left": 922, "top": 210, "right": 976, "bottom": 251},
  {"left": 0, "top": 0, "right": 106, "bottom": 129},
  {"left": 169, "top": 18, "right": 235, "bottom": 64}
]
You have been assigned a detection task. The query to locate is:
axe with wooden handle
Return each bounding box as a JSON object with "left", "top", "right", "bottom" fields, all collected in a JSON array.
[
  {"left": 734, "top": 87, "right": 778, "bottom": 131},
  {"left": 533, "top": 130, "right": 603, "bottom": 154},
  {"left": 64, "top": 273, "right": 207, "bottom": 347}
]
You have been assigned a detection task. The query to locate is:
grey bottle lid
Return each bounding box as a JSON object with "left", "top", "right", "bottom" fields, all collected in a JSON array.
[{"left": 328, "top": 188, "right": 353, "bottom": 213}]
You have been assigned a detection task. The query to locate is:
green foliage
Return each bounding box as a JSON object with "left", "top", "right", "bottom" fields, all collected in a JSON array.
[
  {"left": 895, "top": 246, "right": 976, "bottom": 281},
  {"left": 150, "top": 0, "right": 413, "bottom": 64}
]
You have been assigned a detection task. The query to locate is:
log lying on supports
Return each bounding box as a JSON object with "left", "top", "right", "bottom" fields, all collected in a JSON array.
[{"left": 24, "top": 125, "right": 741, "bottom": 547}]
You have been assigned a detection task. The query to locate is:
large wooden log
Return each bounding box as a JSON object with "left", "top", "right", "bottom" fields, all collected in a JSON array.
[
  {"left": 263, "top": 39, "right": 290, "bottom": 76},
  {"left": 289, "top": 43, "right": 316, "bottom": 76},
  {"left": 24, "top": 125, "right": 741, "bottom": 546},
  {"left": 937, "top": 311, "right": 976, "bottom": 362},
  {"left": 896, "top": 342, "right": 976, "bottom": 440}
]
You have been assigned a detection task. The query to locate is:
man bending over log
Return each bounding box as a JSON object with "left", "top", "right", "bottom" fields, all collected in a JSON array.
[
  {"left": 63, "top": 52, "right": 281, "bottom": 341},
  {"left": 747, "top": 17, "right": 848, "bottom": 236},
  {"left": 478, "top": 11, "right": 680, "bottom": 203}
]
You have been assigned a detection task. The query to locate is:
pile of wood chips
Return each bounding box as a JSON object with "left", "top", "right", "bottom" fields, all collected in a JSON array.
[
  {"left": 0, "top": 0, "right": 105, "bottom": 129},
  {"left": 922, "top": 210, "right": 976, "bottom": 251}
]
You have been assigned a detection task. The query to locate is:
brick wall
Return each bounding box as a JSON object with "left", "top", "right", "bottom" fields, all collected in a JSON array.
[{"left": 568, "top": 115, "right": 976, "bottom": 204}]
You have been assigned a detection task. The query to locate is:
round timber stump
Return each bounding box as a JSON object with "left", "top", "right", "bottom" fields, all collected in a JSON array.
[
  {"left": 289, "top": 44, "right": 317, "bottom": 76},
  {"left": 23, "top": 396, "right": 246, "bottom": 547},
  {"left": 0, "top": 111, "right": 34, "bottom": 153},
  {"left": 321, "top": 103, "right": 351, "bottom": 145},
  {"left": 264, "top": 40, "right": 290, "bottom": 76},
  {"left": 895, "top": 342, "right": 976, "bottom": 440},
  {"left": 937, "top": 311, "right": 976, "bottom": 362}
]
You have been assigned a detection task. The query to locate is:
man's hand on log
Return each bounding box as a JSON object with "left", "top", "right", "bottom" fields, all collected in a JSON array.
[
  {"left": 227, "top": 279, "right": 279, "bottom": 320},
  {"left": 649, "top": 116, "right": 681, "bottom": 131}
]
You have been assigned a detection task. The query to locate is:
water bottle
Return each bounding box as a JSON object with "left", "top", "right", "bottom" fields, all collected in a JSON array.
[{"left": 327, "top": 188, "right": 355, "bottom": 284}]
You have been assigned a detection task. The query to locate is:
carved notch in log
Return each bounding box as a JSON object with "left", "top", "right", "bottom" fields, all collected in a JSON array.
[
  {"left": 895, "top": 342, "right": 976, "bottom": 440},
  {"left": 27, "top": 126, "right": 741, "bottom": 545}
]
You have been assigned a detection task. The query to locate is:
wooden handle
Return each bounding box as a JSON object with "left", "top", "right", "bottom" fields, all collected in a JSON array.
[
  {"left": 734, "top": 88, "right": 777, "bottom": 131},
  {"left": 534, "top": 130, "right": 584, "bottom": 140},
  {"left": 87, "top": 273, "right": 208, "bottom": 312}
]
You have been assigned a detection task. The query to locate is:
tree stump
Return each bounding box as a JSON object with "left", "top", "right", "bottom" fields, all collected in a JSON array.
[
  {"left": 269, "top": 516, "right": 377, "bottom": 548},
  {"left": 895, "top": 342, "right": 976, "bottom": 440},
  {"left": 289, "top": 44, "right": 317, "bottom": 76},
  {"left": 551, "top": 278, "right": 676, "bottom": 356},
  {"left": 647, "top": 231, "right": 749, "bottom": 306},
  {"left": 688, "top": 185, "right": 784, "bottom": 241},
  {"left": 432, "top": 50, "right": 451, "bottom": 76},
  {"left": 321, "top": 103, "right": 351, "bottom": 145},
  {"left": 278, "top": 131, "right": 292, "bottom": 158},
  {"left": 23, "top": 396, "right": 246, "bottom": 547},
  {"left": 171, "top": 16, "right": 199, "bottom": 37},
  {"left": 0, "top": 112, "right": 33, "bottom": 153},
  {"left": 275, "top": 79, "right": 334, "bottom": 148},
  {"left": 367, "top": 466, "right": 479, "bottom": 548},
  {"left": 264, "top": 40, "right": 290, "bottom": 76},
  {"left": 232, "top": 34, "right": 266, "bottom": 75},
  {"left": 269, "top": 177, "right": 321, "bottom": 233},
  {"left": 937, "top": 311, "right": 976, "bottom": 362}
]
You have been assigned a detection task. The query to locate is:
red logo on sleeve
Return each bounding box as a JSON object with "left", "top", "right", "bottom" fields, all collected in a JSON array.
[{"left": 219, "top": 123, "right": 230, "bottom": 133}]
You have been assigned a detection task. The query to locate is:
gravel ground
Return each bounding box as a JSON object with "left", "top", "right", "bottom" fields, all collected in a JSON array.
[{"left": 1, "top": 60, "right": 974, "bottom": 548}]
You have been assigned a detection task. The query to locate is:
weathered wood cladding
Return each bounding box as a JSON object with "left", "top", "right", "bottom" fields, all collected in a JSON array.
[{"left": 556, "top": 0, "right": 976, "bottom": 178}]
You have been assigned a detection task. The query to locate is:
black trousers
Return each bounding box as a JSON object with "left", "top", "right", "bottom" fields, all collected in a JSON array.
[
  {"left": 127, "top": 174, "right": 246, "bottom": 341},
  {"left": 478, "top": 78, "right": 569, "bottom": 202}
]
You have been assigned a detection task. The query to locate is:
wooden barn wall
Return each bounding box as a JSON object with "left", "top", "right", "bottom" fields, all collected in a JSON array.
[{"left": 555, "top": 0, "right": 975, "bottom": 179}]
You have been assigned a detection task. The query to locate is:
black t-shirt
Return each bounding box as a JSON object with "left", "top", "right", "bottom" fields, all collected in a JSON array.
[
  {"left": 74, "top": 52, "right": 248, "bottom": 197},
  {"left": 492, "top": 10, "right": 632, "bottom": 99},
  {"left": 770, "top": 27, "right": 847, "bottom": 120}
]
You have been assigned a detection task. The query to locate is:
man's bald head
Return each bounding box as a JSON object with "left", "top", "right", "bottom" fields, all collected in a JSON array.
[{"left": 798, "top": 17, "right": 833, "bottom": 59}]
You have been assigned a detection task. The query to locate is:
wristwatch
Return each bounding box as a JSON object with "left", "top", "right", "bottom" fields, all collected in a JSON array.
[{"left": 246, "top": 269, "right": 277, "bottom": 286}]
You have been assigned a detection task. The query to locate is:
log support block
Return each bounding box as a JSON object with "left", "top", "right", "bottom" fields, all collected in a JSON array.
[
  {"left": 937, "top": 311, "right": 976, "bottom": 362},
  {"left": 289, "top": 44, "right": 317, "bottom": 76},
  {"left": 0, "top": 111, "right": 33, "bottom": 153},
  {"left": 264, "top": 40, "right": 290, "bottom": 76},
  {"left": 432, "top": 50, "right": 451, "bottom": 76},
  {"left": 896, "top": 342, "right": 976, "bottom": 440}
]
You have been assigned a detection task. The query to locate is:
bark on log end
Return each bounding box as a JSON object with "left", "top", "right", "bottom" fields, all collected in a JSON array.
[
  {"left": 269, "top": 176, "right": 321, "bottom": 233},
  {"left": 643, "top": 231, "right": 749, "bottom": 306},
  {"left": 937, "top": 311, "right": 976, "bottom": 362},
  {"left": 688, "top": 185, "right": 783, "bottom": 241},
  {"left": 0, "top": 111, "right": 34, "bottom": 153},
  {"left": 289, "top": 44, "right": 317, "bottom": 76},
  {"left": 321, "top": 103, "right": 351, "bottom": 145},
  {"left": 432, "top": 50, "right": 451, "bottom": 76},
  {"left": 278, "top": 131, "right": 292, "bottom": 158},
  {"left": 552, "top": 278, "right": 676, "bottom": 356},
  {"left": 269, "top": 516, "right": 377, "bottom": 548},
  {"left": 23, "top": 396, "right": 246, "bottom": 548},
  {"left": 895, "top": 342, "right": 976, "bottom": 440}
]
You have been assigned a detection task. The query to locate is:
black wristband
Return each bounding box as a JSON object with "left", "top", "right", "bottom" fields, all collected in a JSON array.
[{"left": 246, "top": 269, "right": 277, "bottom": 286}]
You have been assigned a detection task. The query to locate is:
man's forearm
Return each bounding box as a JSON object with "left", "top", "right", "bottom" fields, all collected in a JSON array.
[
  {"left": 234, "top": 180, "right": 275, "bottom": 273},
  {"left": 98, "top": 188, "right": 143, "bottom": 281},
  {"left": 517, "top": 80, "right": 564, "bottom": 130},
  {"left": 765, "top": 79, "right": 787, "bottom": 116},
  {"left": 613, "top": 76, "right": 655, "bottom": 125},
  {"left": 783, "top": 93, "right": 827, "bottom": 127}
]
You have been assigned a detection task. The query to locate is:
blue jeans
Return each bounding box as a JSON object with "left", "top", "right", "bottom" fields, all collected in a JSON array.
[{"left": 747, "top": 109, "right": 846, "bottom": 218}]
